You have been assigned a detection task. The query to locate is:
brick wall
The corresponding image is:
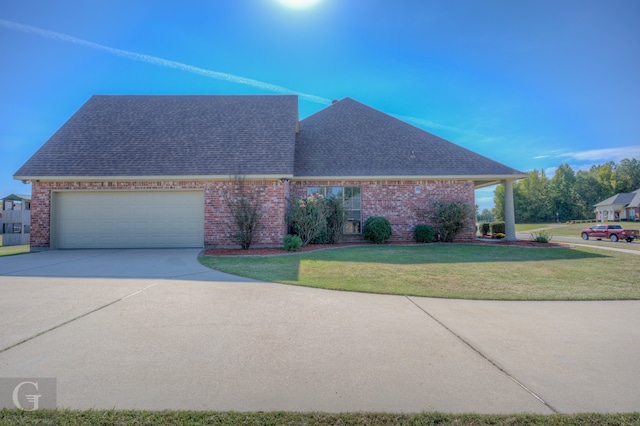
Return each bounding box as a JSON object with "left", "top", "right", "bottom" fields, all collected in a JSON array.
[
  {"left": 31, "top": 178, "right": 476, "bottom": 249},
  {"left": 292, "top": 180, "right": 476, "bottom": 242},
  {"left": 31, "top": 180, "right": 287, "bottom": 249}
]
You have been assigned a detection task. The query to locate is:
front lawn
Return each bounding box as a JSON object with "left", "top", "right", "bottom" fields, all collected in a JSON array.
[{"left": 199, "top": 244, "right": 640, "bottom": 300}]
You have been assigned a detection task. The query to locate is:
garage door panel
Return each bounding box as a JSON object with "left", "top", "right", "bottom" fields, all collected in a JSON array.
[{"left": 54, "top": 191, "right": 204, "bottom": 249}]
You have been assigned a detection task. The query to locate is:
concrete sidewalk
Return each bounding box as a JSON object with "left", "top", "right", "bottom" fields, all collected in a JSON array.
[{"left": 1, "top": 250, "right": 639, "bottom": 413}]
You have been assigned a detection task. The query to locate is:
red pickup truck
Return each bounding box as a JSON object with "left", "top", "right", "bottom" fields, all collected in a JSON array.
[{"left": 580, "top": 224, "right": 639, "bottom": 242}]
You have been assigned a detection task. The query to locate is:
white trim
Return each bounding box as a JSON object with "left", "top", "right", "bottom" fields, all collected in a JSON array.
[{"left": 292, "top": 174, "right": 527, "bottom": 182}]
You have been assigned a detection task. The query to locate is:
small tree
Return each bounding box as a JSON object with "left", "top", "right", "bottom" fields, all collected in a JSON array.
[
  {"left": 418, "top": 201, "right": 474, "bottom": 242},
  {"left": 324, "top": 196, "right": 348, "bottom": 244},
  {"left": 224, "top": 176, "right": 264, "bottom": 250},
  {"left": 286, "top": 193, "right": 327, "bottom": 246}
]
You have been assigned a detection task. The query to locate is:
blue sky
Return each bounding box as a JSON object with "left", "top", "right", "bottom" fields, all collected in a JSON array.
[{"left": 2, "top": 0, "right": 639, "bottom": 211}]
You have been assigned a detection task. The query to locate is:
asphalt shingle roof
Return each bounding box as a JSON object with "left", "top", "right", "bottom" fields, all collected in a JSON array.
[
  {"left": 294, "top": 98, "right": 524, "bottom": 178},
  {"left": 16, "top": 95, "right": 525, "bottom": 182},
  {"left": 14, "top": 95, "right": 299, "bottom": 178},
  {"left": 596, "top": 189, "right": 640, "bottom": 207}
]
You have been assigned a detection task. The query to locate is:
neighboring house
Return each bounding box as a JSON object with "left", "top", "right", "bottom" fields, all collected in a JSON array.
[
  {"left": 14, "top": 95, "right": 525, "bottom": 249},
  {"left": 1, "top": 194, "right": 31, "bottom": 246},
  {"left": 594, "top": 189, "right": 640, "bottom": 222}
]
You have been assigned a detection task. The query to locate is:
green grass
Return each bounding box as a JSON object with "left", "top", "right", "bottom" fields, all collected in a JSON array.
[
  {"left": 199, "top": 244, "right": 640, "bottom": 300},
  {"left": 1, "top": 409, "right": 639, "bottom": 425},
  {"left": 0, "top": 244, "right": 30, "bottom": 256},
  {"left": 515, "top": 222, "right": 640, "bottom": 239},
  {"left": 514, "top": 223, "right": 551, "bottom": 232}
]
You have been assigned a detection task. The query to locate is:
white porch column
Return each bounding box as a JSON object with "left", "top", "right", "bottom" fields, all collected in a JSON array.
[{"left": 504, "top": 180, "right": 517, "bottom": 240}]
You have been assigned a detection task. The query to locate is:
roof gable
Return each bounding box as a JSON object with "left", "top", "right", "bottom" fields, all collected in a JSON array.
[
  {"left": 596, "top": 191, "right": 638, "bottom": 207},
  {"left": 15, "top": 95, "right": 298, "bottom": 179},
  {"left": 294, "top": 98, "right": 524, "bottom": 179}
]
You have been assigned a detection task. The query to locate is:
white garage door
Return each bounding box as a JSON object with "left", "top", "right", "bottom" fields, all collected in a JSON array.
[{"left": 53, "top": 191, "right": 204, "bottom": 249}]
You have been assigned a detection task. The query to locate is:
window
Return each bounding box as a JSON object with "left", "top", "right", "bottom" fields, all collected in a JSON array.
[{"left": 307, "top": 186, "right": 361, "bottom": 234}]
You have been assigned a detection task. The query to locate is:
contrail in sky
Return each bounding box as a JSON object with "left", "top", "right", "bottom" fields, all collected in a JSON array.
[
  {"left": 0, "top": 18, "right": 332, "bottom": 105},
  {"left": 1, "top": 18, "right": 479, "bottom": 136}
]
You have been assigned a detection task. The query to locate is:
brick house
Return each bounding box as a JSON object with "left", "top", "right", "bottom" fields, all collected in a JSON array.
[
  {"left": 14, "top": 95, "right": 525, "bottom": 249},
  {"left": 594, "top": 189, "right": 640, "bottom": 222}
]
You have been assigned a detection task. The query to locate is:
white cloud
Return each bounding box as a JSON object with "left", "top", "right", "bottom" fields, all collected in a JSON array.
[{"left": 557, "top": 145, "right": 640, "bottom": 163}]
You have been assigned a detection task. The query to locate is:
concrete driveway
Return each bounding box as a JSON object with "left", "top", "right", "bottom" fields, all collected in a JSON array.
[{"left": 1, "top": 249, "right": 639, "bottom": 414}]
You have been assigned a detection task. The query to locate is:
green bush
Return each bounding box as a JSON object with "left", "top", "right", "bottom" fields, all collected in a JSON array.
[
  {"left": 286, "top": 194, "right": 327, "bottom": 246},
  {"left": 531, "top": 230, "right": 553, "bottom": 243},
  {"left": 490, "top": 221, "right": 506, "bottom": 235},
  {"left": 324, "top": 196, "right": 348, "bottom": 244},
  {"left": 480, "top": 222, "right": 491, "bottom": 235},
  {"left": 414, "top": 224, "right": 435, "bottom": 243},
  {"left": 283, "top": 234, "right": 303, "bottom": 251},
  {"left": 419, "top": 201, "right": 474, "bottom": 242},
  {"left": 224, "top": 176, "right": 263, "bottom": 250},
  {"left": 310, "top": 229, "right": 328, "bottom": 245},
  {"left": 363, "top": 216, "right": 392, "bottom": 244}
]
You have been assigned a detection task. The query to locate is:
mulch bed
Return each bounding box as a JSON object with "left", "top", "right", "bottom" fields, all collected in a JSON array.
[{"left": 202, "top": 239, "right": 570, "bottom": 257}]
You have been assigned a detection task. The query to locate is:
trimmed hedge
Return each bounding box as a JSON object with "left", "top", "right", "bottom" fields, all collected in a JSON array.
[
  {"left": 490, "top": 221, "right": 505, "bottom": 235},
  {"left": 414, "top": 224, "right": 436, "bottom": 243},
  {"left": 363, "top": 216, "right": 392, "bottom": 244}
]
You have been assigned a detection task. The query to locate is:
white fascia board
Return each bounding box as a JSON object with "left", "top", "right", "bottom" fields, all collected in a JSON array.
[{"left": 292, "top": 174, "right": 527, "bottom": 184}]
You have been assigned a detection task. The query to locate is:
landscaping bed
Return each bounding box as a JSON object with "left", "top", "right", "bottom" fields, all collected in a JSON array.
[{"left": 203, "top": 239, "right": 568, "bottom": 257}]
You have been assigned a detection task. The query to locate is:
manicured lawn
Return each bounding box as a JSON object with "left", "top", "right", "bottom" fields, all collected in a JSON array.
[
  {"left": 515, "top": 222, "right": 640, "bottom": 239},
  {"left": 0, "top": 244, "right": 30, "bottom": 257},
  {"left": 1, "top": 409, "right": 638, "bottom": 425},
  {"left": 200, "top": 244, "right": 640, "bottom": 300},
  {"left": 514, "top": 223, "right": 552, "bottom": 232}
]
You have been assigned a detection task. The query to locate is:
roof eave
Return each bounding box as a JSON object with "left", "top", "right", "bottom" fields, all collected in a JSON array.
[
  {"left": 292, "top": 174, "right": 527, "bottom": 183},
  {"left": 14, "top": 174, "right": 294, "bottom": 182}
]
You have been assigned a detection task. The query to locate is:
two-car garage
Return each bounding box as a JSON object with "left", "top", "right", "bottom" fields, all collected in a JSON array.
[{"left": 51, "top": 191, "right": 205, "bottom": 249}]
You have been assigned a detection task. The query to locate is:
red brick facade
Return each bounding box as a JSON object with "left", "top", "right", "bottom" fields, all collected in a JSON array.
[
  {"left": 31, "top": 178, "right": 475, "bottom": 249},
  {"left": 291, "top": 180, "right": 476, "bottom": 242},
  {"left": 31, "top": 180, "right": 288, "bottom": 249}
]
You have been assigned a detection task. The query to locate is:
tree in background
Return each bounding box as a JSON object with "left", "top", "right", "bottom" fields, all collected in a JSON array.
[
  {"left": 492, "top": 158, "right": 640, "bottom": 223},
  {"left": 615, "top": 159, "right": 640, "bottom": 193},
  {"left": 550, "top": 164, "right": 581, "bottom": 222},
  {"left": 476, "top": 208, "right": 494, "bottom": 223}
]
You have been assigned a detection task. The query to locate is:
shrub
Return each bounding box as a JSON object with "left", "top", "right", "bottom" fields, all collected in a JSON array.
[
  {"left": 324, "top": 196, "right": 348, "bottom": 244},
  {"left": 414, "top": 224, "right": 435, "bottom": 243},
  {"left": 224, "top": 176, "right": 263, "bottom": 250},
  {"left": 531, "top": 230, "right": 553, "bottom": 243},
  {"left": 490, "top": 221, "right": 506, "bottom": 235},
  {"left": 480, "top": 222, "right": 491, "bottom": 235},
  {"left": 421, "top": 201, "right": 474, "bottom": 242},
  {"left": 310, "top": 229, "right": 328, "bottom": 245},
  {"left": 283, "top": 234, "right": 303, "bottom": 251},
  {"left": 494, "top": 233, "right": 506, "bottom": 239},
  {"left": 363, "top": 216, "right": 392, "bottom": 244},
  {"left": 286, "top": 194, "right": 327, "bottom": 246}
]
